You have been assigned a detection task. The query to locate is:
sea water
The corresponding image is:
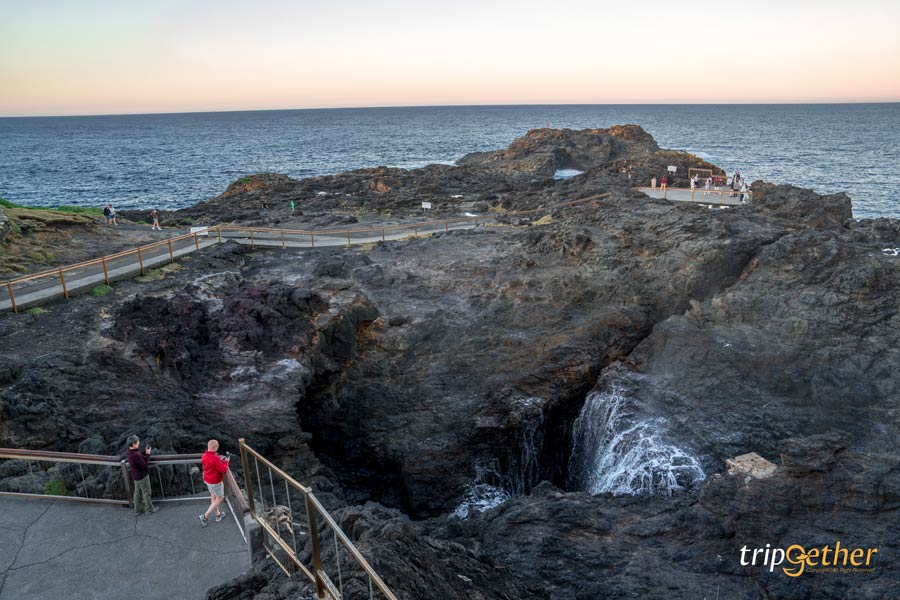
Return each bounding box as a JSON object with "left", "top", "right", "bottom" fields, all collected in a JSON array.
[{"left": 1, "top": 103, "right": 898, "bottom": 218}]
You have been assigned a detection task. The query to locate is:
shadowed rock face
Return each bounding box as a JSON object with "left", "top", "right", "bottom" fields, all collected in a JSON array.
[{"left": 2, "top": 127, "right": 899, "bottom": 598}]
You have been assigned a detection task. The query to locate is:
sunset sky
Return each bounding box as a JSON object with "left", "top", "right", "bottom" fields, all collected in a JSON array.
[{"left": 2, "top": 0, "right": 899, "bottom": 116}]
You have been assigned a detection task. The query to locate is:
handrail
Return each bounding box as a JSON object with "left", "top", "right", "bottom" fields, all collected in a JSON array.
[
  {"left": 1, "top": 193, "right": 610, "bottom": 314},
  {"left": 0, "top": 447, "right": 219, "bottom": 507},
  {"left": 0, "top": 447, "right": 122, "bottom": 466},
  {"left": 239, "top": 438, "right": 398, "bottom": 600}
]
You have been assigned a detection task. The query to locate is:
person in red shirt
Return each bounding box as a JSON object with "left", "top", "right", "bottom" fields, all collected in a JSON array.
[{"left": 198, "top": 439, "right": 230, "bottom": 527}]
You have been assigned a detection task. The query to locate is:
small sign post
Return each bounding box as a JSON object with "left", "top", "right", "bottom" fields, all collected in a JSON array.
[
  {"left": 667, "top": 165, "right": 677, "bottom": 173},
  {"left": 421, "top": 201, "right": 432, "bottom": 209}
]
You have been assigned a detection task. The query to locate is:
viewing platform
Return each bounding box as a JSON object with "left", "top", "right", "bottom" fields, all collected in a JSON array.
[
  {"left": 636, "top": 186, "right": 751, "bottom": 206},
  {"left": 0, "top": 496, "right": 247, "bottom": 600}
]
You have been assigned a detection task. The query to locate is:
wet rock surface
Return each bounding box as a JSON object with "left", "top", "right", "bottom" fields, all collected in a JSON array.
[{"left": 2, "top": 127, "right": 899, "bottom": 598}]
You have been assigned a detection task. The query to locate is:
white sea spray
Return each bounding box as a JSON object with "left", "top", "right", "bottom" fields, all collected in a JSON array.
[{"left": 569, "top": 385, "right": 705, "bottom": 496}]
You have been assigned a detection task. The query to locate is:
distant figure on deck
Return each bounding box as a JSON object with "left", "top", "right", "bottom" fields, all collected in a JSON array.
[
  {"left": 660, "top": 175, "right": 668, "bottom": 191},
  {"left": 150, "top": 209, "right": 161, "bottom": 231},
  {"left": 125, "top": 434, "right": 159, "bottom": 515},
  {"left": 740, "top": 180, "right": 749, "bottom": 203},
  {"left": 103, "top": 204, "right": 113, "bottom": 224},
  {"left": 651, "top": 177, "right": 657, "bottom": 189},
  {"left": 198, "top": 439, "right": 230, "bottom": 527},
  {"left": 290, "top": 200, "right": 295, "bottom": 213},
  {"left": 690, "top": 175, "right": 698, "bottom": 191},
  {"left": 262, "top": 200, "right": 269, "bottom": 223},
  {"left": 704, "top": 176, "right": 712, "bottom": 195}
]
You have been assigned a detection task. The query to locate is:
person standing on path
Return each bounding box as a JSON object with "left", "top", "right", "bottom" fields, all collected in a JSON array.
[
  {"left": 150, "top": 209, "right": 161, "bottom": 231},
  {"left": 126, "top": 435, "right": 159, "bottom": 515},
  {"left": 103, "top": 204, "right": 112, "bottom": 224},
  {"left": 262, "top": 200, "right": 269, "bottom": 223},
  {"left": 660, "top": 175, "right": 668, "bottom": 191},
  {"left": 198, "top": 439, "right": 230, "bottom": 527},
  {"left": 109, "top": 205, "right": 118, "bottom": 225}
]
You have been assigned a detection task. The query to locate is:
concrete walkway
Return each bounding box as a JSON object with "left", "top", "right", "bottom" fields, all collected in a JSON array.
[
  {"left": 0, "top": 497, "right": 247, "bottom": 600},
  {"left": 638, "top": 187, "right": 748, "bottom": 206},
  {"left": 1, "top": 220, "right": 480, "bottom": 313}
]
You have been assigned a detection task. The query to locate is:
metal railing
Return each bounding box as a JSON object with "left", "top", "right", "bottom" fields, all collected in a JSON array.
[
  {"left": 1, "top": 193, "right": 609, "bottom": 313},
  {"left": 238, "top": 439, "right": 397, "bottom": 600},
  {"left": 637, "top": 186, "right": 753, "bottom": 204},
  {"left": 0, "top": 447, "right": 130, "bottom": 505},
  {"left": 0, "top": 448, "right": 244, "bottom": 514}
]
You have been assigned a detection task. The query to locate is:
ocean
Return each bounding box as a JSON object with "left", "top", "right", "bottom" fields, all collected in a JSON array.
[{"left": 1, "top": 104, "right": 898, "bottom": 219}]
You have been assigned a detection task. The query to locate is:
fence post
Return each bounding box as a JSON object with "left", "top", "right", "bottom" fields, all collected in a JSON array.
[
  {"left": 691, "top": 188, "right": 695, "bottom": 202},
  {"left": 137, "top": 248, "right": 144, "bottom": 275},
  {"left": 101, "top": 257, "right": 110, "bottom": 285},
  {"left": 167, "top": 240, "right": 174, "bottom": 263},
  {"left": 444, "top": 222, "right": 448, "bottom": 232},
  {"left": 310, "top": 233, "right": 315, "bottom": 248},
  {"left": 193, "top": 232, "right": 200, "bottom": 251},
  {"left": 59, "top": 270, "right": 68, "bottom": 298},
  {"left": 6, "top": 282, "right": 17, "bottom": 314},
  {"left": 217, "top": 227, "right": 222, "bottom": 244},
  {"left": 306, "top": 494, "right": 327, "bottom": 599},
  {"left": 121, "top": 460, "right": 134, "bottom": 508},
  {"left": 281, "top": 232, "right": 285, "bottom": 249},
  {"left": 239, "top": 438, "right": 255, "bottom": 516},
  {"left": 381, "top": 228, "right": 385, "bottom": 241},
  {"left": 346, "top": 231, "right": 351, "bottom": 247},
  {"left": 250, "top": 231, "right": 255, "bottom": 249}
]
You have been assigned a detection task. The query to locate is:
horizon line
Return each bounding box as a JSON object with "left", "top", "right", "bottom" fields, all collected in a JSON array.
[{"left": 2, "top": 100, "right": 899, "bottom": 119}]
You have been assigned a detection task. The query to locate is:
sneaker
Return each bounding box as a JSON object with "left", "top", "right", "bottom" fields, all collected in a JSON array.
[
  {"left": 198, "top": 514, "right": 208, "bottom": 528},
  {"left": 144, "top": 506, "right": 159, "bottom": 515},
  {"left": 215, "top": 513, "right": 225, "bottom": 523}
]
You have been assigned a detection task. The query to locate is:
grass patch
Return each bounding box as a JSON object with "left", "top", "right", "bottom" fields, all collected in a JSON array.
[
  {"left": 44, "top": 480, "right": 67, "bottom": 496},
  {"left": 135, "top": 263, "right": 181, "bottom": 283},
  {"left": 488, "top": 205, "right": 508, "bottom": 214},
  {"left": 532, "top": 215, "right": 553, "bottom": 226},
  {"left": 0, "top": 198, "right": 103, "bottom": 216},
  {"left": 135, "top": 268, "right": 165, "bottom": 283},
  {"left": 26, "top": 307, "right": 47, "bottom": 316},
  {"left": 90, "top": 284, "right": 113, "bottom": 297}
]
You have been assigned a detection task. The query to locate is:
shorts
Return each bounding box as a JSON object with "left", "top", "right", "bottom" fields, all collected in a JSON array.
[{"left": 206, "top": 481, "right": 225, "bottom": 497}]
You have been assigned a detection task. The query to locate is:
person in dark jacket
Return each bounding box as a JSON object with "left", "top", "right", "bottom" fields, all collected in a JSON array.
[{"left": 126, "top": 435, "right": 159, "bottom": 515}]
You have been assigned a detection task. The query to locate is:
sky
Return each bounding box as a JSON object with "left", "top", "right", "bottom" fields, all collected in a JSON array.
[{"left": 1, "top": 0, "right": 899, "bottom": 116}]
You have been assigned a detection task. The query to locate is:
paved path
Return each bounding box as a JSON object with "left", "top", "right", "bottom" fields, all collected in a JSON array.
[
  {"left": 0, "top": 497, "right": 247, "bottom": 600},
  {"left": 1, "top": 220, "right": 480, "bottom": 313},
  {"left": 639, "top": 187, "right": 748, "bottom": 206}
]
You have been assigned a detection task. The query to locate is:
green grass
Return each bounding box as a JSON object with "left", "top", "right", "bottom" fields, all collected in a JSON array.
[
  {"left": 0, "top": 198, "right": 103, "bottom": 216},
  {"left": 135, "top": 268, "right": 165, "bottom": 283},
  {"left": 90, "top": 284, "right": 113, "bottom": 297},
  {"left": 44, "top": 480, "right": 67, "bottom": 496},
  {"left": 26, "top": 307, "right": 47, "bottom": 316}
]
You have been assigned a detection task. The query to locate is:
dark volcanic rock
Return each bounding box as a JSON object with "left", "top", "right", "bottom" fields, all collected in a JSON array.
[
  {"left": 2, "top": 127, "right": 899, "bottom": 599},
  {"left": 457, "top": 125, "right": 660, "bottom": 177}
]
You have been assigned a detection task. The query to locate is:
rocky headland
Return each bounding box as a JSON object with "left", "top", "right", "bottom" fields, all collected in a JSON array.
[{"left": 1, "top": 126, "right": 898, "bottom": 598}]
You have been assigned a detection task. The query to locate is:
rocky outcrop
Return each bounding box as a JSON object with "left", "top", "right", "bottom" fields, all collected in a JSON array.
[{"left": 457, "top": 125, "right": 660, "bottom": 177}]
